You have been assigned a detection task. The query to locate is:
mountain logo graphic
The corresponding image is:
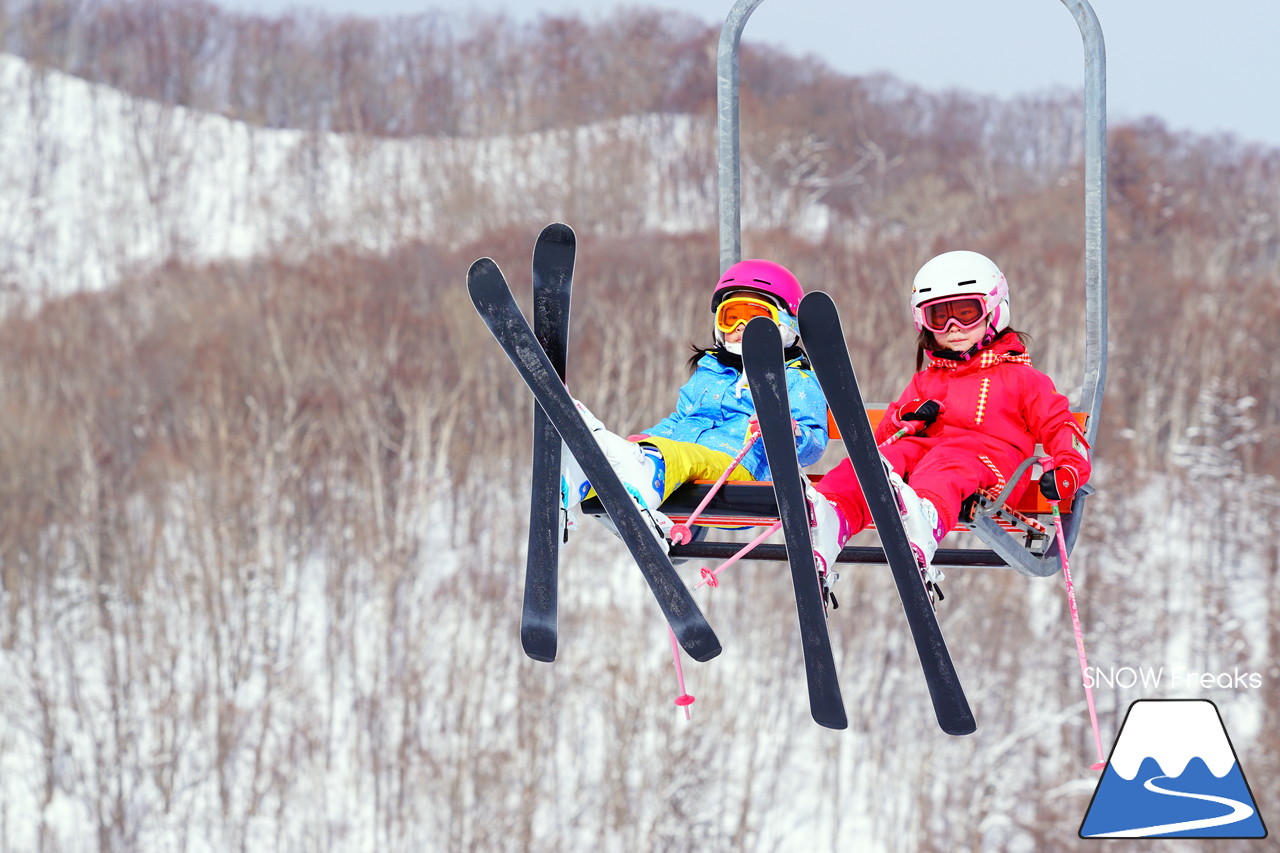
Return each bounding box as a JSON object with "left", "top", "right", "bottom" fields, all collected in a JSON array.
[{"left": 1079, "top": 699, "right": 1267, "bottom": 838}]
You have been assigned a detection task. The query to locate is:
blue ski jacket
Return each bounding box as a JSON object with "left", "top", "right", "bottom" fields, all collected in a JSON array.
[{"left": 641, "top": 352, "right": 828, "bottom": 480}]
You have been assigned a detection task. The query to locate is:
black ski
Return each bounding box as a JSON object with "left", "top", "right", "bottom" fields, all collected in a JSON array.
[
  {"left": 798, "top": 291, "right": 976, "bottom": 736},
  {"left": 742, "top": 317, "right": 847, "bottom": 730},
  {"left": 468, "top": 257, "right": 722, "bottom": 663},
  {"left": 523, "top": 223, "right": 575, "bottom": 662}
]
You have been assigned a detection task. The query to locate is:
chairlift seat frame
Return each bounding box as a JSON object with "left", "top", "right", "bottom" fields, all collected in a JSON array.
[{"left": 581, "top": 408, "right": 1089, "bottom": 576}]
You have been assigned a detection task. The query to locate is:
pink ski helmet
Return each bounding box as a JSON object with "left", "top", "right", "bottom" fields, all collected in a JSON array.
[{"left": 711, "top": 259, "right": 803, "bottom": 316}]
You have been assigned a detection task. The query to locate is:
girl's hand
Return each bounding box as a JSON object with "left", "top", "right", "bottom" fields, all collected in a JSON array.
[
  {"left": 745, "top": 417, "right": 801, "bottom": 441},
  {"left": 1039, "top": 465, "right": 1081, "bottom": 502},
  {"left": 892, "top": 398, "right": 944, "bottom": 433}
]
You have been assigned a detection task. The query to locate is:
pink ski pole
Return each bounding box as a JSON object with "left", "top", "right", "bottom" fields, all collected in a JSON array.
[
  {"left": 1050, "top": 499, "right": 1107, "bottom": 770},
  {"left": 879, "top": 425, "right": 912, "bottom": 447},
  {"left": 878, "top": 415, "right": 932, "bottom": 449},
  {"left": 695, "top": 521, "right": 783, "bottom": 590},
  {"left": 669, "top": 433, "right": 760, "bottom": 544},
  {"left": 666, "top": 519, "right": 783, "bottom": 716},
  {"left": 667, "top": 626, "right": 695, "bottom": 718}
]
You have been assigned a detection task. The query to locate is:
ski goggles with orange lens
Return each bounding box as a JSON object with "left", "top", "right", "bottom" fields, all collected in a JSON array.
[
  {"left": 715, "top": 295, "right": 780, "bottom": 333},
  {"left": 920, "top": 295, "right": 988, "bottom": 334}
]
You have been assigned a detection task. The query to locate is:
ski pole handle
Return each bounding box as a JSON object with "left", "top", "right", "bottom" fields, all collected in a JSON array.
[
  {"left": 877, "top": 419, "right": 928, "bottom": 448},
  {"left": 669, "top": 432, "right": 760, "bottom": 545},
  {"left": 878, "top": 426, "right": 910, "bottom": 448}
]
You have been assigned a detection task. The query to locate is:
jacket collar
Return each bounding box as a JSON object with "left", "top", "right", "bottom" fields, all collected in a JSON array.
[
  {"left": 927, "top": 333, "right": 1031, "bottom": 371},
  {"left": 703, "top": 346, "right": 809, "bottom": 373}
]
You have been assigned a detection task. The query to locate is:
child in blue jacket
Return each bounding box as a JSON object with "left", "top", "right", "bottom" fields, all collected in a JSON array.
[{"left": 563, "top": 260, "right": 828, "bottom": 544}]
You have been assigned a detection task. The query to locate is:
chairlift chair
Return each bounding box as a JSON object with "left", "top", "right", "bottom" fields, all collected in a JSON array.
[{"left": 585, "top": 0, "right": 1108, "bottom": 579}]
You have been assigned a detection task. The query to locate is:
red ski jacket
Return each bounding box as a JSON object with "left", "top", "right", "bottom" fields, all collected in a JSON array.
[{"left": 877, "top": 333, "right": 1091, "bottom": 497}]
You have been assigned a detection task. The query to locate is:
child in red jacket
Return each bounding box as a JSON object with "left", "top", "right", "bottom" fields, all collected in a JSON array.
[{"left": 811, "top": 250, "right": 1091, "bottom": 595}]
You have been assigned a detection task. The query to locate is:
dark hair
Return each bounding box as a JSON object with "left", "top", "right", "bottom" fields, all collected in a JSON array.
[
  {"left": 687, "top": 343, "right": 718, "bottom": 372},
  {"left": 915, "top": 328, "right": 1032, "bottom": 371},
  {"left": 687, "top": 341, "right": 809, "bottom": 373}
]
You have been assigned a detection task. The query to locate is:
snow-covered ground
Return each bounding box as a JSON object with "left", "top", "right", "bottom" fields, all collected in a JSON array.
[{"left": 1, "top": 468, "right": 1272, "bottom": 851}]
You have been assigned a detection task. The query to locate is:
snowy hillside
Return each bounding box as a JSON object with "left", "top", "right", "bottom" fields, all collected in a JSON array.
[{"left": 0, "top": 52, "right": 834, "bottom": 299}]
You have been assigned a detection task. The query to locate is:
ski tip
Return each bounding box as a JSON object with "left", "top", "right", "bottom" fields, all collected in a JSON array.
[
  {"left": 800, "top": 289, "right": 836, "bottom": 310},
  {"left": 1090, "top": 761, "right": 1107, "bottom": 771},
  {"left": 797, "top": 292, "right": 837, "bottom": 345},
  {"left": 521, "top": 627, "right": 558, "bottom": 663},
  {"left": 538, "top": 222, "right": 576, "bottom": 243},
  {"left": 684, "top": 638, "right": 722, "bottom": 663},
  {"left": 816, "top": 712, "right": 849, "bottom": 730},
  {"left": 743, "top": 314, "right": 783, "bottom": 348},
  {"left": 942, "top": 717, "right": 978, "bottom": 736},
  {"left": 522, "top": 648, "right": 557, "bottom": 664},
  {"left": 468, "top": 256, "right": 501, "bottom": 280}
]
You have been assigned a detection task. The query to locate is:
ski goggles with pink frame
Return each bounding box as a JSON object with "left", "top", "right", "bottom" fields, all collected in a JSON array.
[{"left": 918, "top": 295, "right": 988, "bottom": 334}]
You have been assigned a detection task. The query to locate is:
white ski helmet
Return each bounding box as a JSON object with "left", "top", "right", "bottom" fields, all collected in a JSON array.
[{"left": 910, "top": 250, "right": 1010, "bottom": 335}]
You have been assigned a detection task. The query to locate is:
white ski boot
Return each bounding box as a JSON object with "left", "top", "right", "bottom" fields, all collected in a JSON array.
[
  {"left": 563, "top": 400, "right": 672, "bottom": 549},
  {"left": 807, "top": 485, "right": 844, "bottom": 609},
  {"left": 885, "top": 466, "right": 945, "bottom": 604}
]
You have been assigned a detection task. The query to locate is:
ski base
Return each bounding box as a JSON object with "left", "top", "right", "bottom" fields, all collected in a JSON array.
[
  {"left": 743, "top": 316, "right": 847, "bottom": 730},
  {"left": 799, "top": 291, "right": 975, "bottom": 736},
  {"left": 469, "top": 256, "right": 721, "bottom": 663},
  {"left": 522, "top": 223, "right": 575, "bottom": 662}
]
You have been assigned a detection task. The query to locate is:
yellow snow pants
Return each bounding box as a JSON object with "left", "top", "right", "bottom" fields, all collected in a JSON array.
[{"left": 636, "top": 435, "right": 757, "bottom": 503}]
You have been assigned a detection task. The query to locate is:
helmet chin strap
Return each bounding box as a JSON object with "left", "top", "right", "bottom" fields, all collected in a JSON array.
[
  {"left": 956, "top": 329, "right": 997, "bottom": 362},
  {"left": 980, "top": 321, "right": 999, "bottom": 348}
]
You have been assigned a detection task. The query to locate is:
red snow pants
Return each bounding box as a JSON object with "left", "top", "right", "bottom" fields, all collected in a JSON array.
[{"left": 813, "top": 435, "right": 1026, "bottom": 536}]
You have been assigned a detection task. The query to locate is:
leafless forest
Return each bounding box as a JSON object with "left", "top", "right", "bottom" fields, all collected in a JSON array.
[{"left": 1, "top": 1, "right": 1278, "bottom": 851}]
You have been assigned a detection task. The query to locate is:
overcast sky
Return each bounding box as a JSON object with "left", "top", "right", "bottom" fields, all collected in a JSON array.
[{"left": 215, "top": 0, "right": 1280, "bottom": 148}]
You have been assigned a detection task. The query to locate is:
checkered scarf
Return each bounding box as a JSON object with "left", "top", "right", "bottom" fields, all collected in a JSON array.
[{"left": 927, "top": 348, "right": 1034, "bottom": 371}]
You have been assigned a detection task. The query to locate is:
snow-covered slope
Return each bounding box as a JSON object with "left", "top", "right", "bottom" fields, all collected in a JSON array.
[{"left": 0, "top": 53, "right": 832, "bottom": 299}]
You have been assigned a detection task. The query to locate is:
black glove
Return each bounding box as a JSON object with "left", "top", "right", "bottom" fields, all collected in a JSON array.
[{"left": 897, "top": 399, "right": 942, "bottom": 431}]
